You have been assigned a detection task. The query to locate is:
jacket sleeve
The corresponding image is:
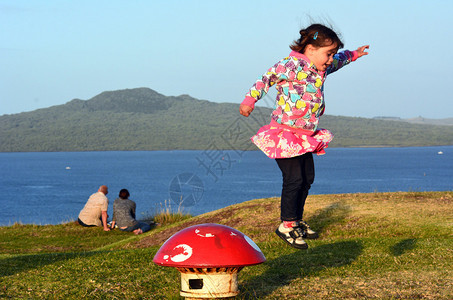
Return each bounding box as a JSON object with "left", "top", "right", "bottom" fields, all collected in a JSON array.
[
  {"left": 241, "top": 60, "right": 286, "bottom": 108},
  {"left": 326, "top": 50, "right": 358, "bottom": 76}
]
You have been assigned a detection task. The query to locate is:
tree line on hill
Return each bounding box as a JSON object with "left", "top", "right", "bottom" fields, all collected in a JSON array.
[{"left": 1, "top": 88, "right": 452, "bottom": 152}]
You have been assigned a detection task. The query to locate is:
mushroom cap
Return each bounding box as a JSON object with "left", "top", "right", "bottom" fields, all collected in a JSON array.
[{"left": 153, "top": 223, "right": 266, "bottom": 268}]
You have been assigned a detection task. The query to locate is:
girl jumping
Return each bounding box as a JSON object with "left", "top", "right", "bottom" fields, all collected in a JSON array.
[{"left": 240, "top": 23, "right": 369, "bottom": 249}]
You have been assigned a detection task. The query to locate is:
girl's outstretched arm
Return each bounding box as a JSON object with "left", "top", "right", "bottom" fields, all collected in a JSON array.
[{"left": 326, "top": 45, "right": 369, "bottom": 75}]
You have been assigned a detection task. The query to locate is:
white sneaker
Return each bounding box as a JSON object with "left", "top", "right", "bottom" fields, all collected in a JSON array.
[
  {"left": 299, "top": 220, "right": 319, "bottom": 239},
  {"left": 275, "top": 223, "right": 308, "bottom": 249}
]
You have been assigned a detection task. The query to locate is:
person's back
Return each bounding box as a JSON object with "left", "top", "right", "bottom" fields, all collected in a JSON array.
[
  {"left": 110, "top": 188, "right": 150, "bottom": 235},
  {"left": 112, "top": 197, "right": 138, "bottom": 228},
  {"left": 78, "top": 185, "right": 109, "bottom": 230}
]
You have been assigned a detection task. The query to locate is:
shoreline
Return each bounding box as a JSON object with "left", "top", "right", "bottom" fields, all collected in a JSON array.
[{"left": 2, "top": 190, "right": 452, "bottom": 228}]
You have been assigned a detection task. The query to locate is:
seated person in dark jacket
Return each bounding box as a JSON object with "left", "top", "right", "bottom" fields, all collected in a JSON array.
[{"left": 110, "top": 189, "right": 151, "bottom": 235}]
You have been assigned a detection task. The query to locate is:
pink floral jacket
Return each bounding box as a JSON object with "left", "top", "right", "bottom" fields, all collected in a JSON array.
[{"left": 242, "top": 50, "right": 358, "bottom": 131}]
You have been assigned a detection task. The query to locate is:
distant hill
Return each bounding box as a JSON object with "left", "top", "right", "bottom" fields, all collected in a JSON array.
[
  {"left": 1, "top": 88, "right": 453, "bottom": 152},
  {"left": 373, "top": 116, "right": 453, "bottom": 126}
]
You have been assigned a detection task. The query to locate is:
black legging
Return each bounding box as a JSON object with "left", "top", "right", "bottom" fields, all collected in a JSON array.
[
  {"left": 275, "top": 152, "right": 315, "bottom": 221},
  {"left": 77, "top": 217, "right": 104, "bottom": 227}
]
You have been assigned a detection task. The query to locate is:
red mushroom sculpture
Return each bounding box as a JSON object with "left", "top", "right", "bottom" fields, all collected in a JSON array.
[{"left": 153, "top": 223, "right": 266, "bottom": 299}]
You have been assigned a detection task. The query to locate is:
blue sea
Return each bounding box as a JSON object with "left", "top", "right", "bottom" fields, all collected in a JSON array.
[{"left": 0, "top": 146, "right": 452, "bottom": 226}]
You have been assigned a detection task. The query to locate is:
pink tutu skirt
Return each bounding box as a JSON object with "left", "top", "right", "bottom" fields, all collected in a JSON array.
[{"left": 251, "top": 120, "right": 333, "bottom": 159}]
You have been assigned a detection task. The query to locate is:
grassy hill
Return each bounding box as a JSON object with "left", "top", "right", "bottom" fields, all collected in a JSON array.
[
  {"left": 0, "top": 191, "right": 452, "bottom": 299},
  {"left": 1, "top": 87, "right": 453, "bottom": 152}
]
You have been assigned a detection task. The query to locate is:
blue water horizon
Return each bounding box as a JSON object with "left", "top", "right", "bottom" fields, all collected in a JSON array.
[{"left": 0, "top": 146, "right": 452, "bottom": 226}]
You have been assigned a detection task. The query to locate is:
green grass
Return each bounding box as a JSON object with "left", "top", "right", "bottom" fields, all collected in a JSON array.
[
  {"left": 0, "top": 222, "right": 132, "bottom": 254},
  {"left": 1, "top": 191, "right": 452, "bottom": 299}
]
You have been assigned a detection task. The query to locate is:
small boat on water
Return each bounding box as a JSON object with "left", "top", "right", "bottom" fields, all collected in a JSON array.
[{"left": 438, "top": 151, "right": 443, "bottom": 155}]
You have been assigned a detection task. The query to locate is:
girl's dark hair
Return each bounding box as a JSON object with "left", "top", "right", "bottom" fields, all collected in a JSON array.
[
  {"left": 119, "top": 189, "right": 130, "bottom": 199},
  {"left": 290, "top": 23, "right": 344, "bottom": 53}
]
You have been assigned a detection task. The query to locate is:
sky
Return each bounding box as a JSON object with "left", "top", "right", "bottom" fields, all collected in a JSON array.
[{"left": 1, "top": 0, "right": 452, "bottom": 119}]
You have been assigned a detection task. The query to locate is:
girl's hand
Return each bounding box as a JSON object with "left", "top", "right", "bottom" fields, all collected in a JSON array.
[
  {"left": 240, "top": 104, "right": 253, "bottom": 117},
  {"left": 356, "top": 45, "right": 369, "bottom": 58}
]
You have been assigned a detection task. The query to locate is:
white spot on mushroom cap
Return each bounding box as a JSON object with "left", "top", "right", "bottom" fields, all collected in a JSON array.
[
  {"left": 171, "top": 244, "right": 193, "bottom": 262},
  {"left": 195, "top": 228, "right": 215, "bottom": 238}
]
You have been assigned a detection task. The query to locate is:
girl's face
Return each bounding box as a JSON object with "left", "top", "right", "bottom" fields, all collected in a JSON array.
[{"left": 304, "top": 42, "right": 338, "bottom": 72}]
